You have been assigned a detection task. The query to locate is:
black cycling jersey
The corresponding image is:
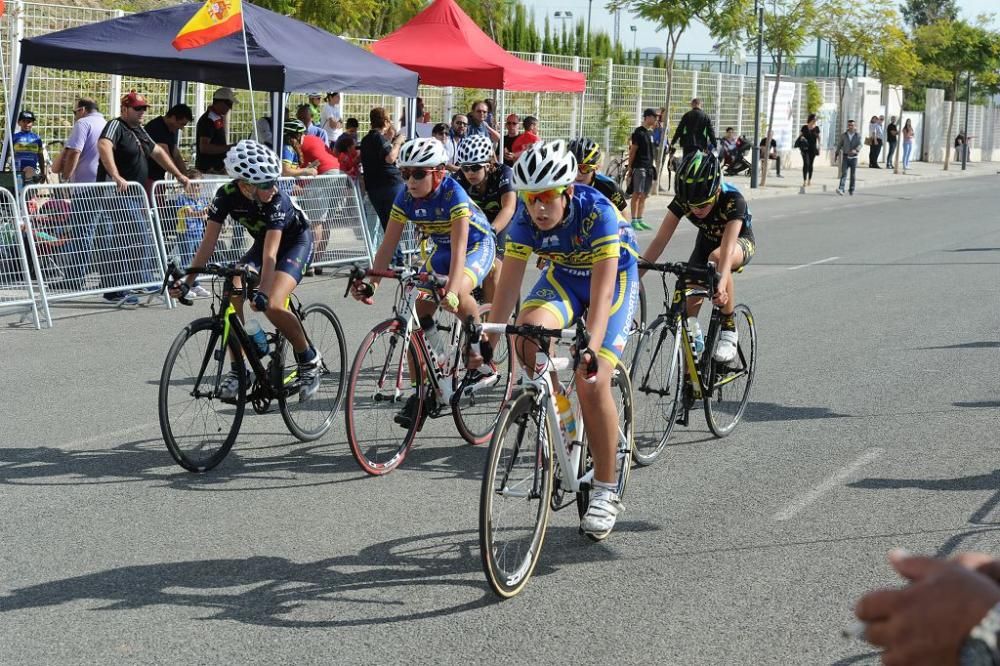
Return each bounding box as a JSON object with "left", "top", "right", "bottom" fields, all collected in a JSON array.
[
  {"left": 591, "top": 173, "right": 628, "bottom": 211},
  {"left": 453, "top": 165, "right": 514, "bottom": 225},
  {"left": 667, "top": 182, "right": 754, "bottom": 242},
  {"left": 206, "top": 181, "right": 310, "bottom": 245}
]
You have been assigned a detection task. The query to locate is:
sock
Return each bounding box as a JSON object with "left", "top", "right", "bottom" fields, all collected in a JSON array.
[
  {"left": 295, "top": 346, "right": 317, "bottom": 364},
  {"left": 593, "top": 480, "right": 618, "bottom": 493},
  {"left": 721, "top": 313, "right": 736, "bottom": 331}
]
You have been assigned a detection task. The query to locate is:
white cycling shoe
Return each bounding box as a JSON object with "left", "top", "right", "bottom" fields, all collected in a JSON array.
[
  {"left": 580, "top": 488, "right": 623, "bottom": 540},
  {"left": 713, "top": 329, "right": 738, "bottom": 363}
]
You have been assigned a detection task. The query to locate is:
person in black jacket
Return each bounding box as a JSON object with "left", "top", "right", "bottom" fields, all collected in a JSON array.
[{"left": 670, "top": 98, "right": 717, "bottom": 157}]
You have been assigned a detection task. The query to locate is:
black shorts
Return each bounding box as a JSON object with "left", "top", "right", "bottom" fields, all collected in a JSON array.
[
  {"left": 242, "top": 227, "right": 314, "bottom": 284},
  {"left": 688, "top": 231, "right": 756, "bottom": 269}
]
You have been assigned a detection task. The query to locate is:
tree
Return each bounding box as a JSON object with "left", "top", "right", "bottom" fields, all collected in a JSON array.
[
  {"left": 868, "top": 22, "right": 920, "bottom": 173},
  {"left": 901, "top": 0, "right": 958, "bottom": 28},
  {"left": 543, "top": 16, "right": 554, "bottom": 54}
]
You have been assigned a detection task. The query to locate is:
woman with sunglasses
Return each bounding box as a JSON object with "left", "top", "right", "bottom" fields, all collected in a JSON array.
[
  {"left": 170, "top": 140, "right": 322, "bottom": 403},
  {"left": 481, "top": 140, "right": 640, "bottom": 541},
  {"left": 568, "top": 137, "right": 628, "bottom": 212},
  {"left": 351, "top": 138, "right": 496, "bottom": 428},
  {"left": 639, "top": 150, "right": 755, "bottom": 363},
  {"left": 453, "top": 135, "right": 517, "bottom": 304}
]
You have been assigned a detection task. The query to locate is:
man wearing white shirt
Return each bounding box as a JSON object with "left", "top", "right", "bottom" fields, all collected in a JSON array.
[{"left": 320, "top": 92, "right": 343, "bottom": 144}]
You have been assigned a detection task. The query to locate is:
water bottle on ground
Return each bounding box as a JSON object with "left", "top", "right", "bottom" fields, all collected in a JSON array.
[
  {"left": 687, "top": 317, "right": 704, "bottom": 358},
  {"left": 245, "top": 318, "right": 269, "bottom": 357}
]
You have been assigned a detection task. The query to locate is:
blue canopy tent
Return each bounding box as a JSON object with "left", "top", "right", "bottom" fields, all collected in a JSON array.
[{"left": 5, "top": 1, "right": 419, "bottom": 160}]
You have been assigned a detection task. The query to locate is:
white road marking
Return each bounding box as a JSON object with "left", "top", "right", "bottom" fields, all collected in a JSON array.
[
  {"left": 788, "top": 256, "right": 840, "bottom": 270},
  {"left": 772, "top": 448, "right": 884, "bottom": 521}
]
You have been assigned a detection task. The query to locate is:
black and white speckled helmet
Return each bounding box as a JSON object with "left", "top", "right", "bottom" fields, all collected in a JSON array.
[{"left": 224, "top": 140, "right": 282, "bottom": 184}]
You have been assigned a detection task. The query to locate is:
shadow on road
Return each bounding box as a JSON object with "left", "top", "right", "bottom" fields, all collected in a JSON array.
[
  {"left": 741, "top": 401, "right": 851, "bottom": 423},
  {"left": 947, "top": 247, "right": 1000, "bottom": 252},
  {"left": 849, "top": 470, "right": 1000, "bottom": 493},
  {"left": 917, "top": 341, "right": 1000, "bottom": 350},
  {"left": 953, "top": 400, "right": 1000, "bottom": 409}
]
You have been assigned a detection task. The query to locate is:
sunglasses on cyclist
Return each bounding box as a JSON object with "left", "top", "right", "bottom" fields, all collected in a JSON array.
[
  {"left": 253, "top": 180, "right": 277, "bottom": 191},
  {"left": 401, "top": 167, "right": 440, "bottom": 181},
  {"left": 577, "top": 164, "right": 598, "bottom": 174},
  {"left": 460, "top": 164, "right": 487, "bottom": 173},
  {"left": 519, "top": 186, "right": 567, "bottom": 206}
]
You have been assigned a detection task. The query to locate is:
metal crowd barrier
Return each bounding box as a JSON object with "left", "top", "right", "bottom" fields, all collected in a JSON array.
[
  {"left": 20, "top": 181, "right": 173, "bottom": 328},
  {"left": 150, "top": 177, "right": 250, "bottom": 269},
  {"left": 0, "top": 187, "right": 42, "bottom": 328}
]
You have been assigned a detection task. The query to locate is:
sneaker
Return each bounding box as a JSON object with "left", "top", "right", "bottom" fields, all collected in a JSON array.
[
  {"left": 102, "top": 291, "right": 140, "bottom": 306},
  {"left": 296, "top": 351, "right": 323, "bottom": 402},
  {"left": 836, "top": 187, "right": 844, "bottom": 196},
  {"left": 394, "top": 394, "right": 420, "bottom": 429},
  {"left": 314, "top": 267, "right": 324, "bottom": 276},
  {"left": 218, "top": 369, "right": 245, "bottom": 403},
  {"left": 580, "top": 488, "right": 623, "bottom": 540},
  {"left": 714, "top": 329, "right": 738, "bottom": 363},
  {"left": 189, "top": 284, "right": 211, "bottom": 298},
  {"left": 849, "top": 190, "right": 854, "bottom": 196},
  {"left": 798, "top": 186, "right": 806, "bottom": 194}
]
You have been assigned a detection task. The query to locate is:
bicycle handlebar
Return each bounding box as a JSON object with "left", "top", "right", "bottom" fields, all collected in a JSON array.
[
  {"left": 343, "top": 263, "right": 447, "bottom": 299},
  {"left": 161, "top": 260, "right": 261, "bottom": 306},
  {"left": 639, "top": 259, "right": 721, "bottom": 285},
  {"left": 464, "top": 317, "right": 598, "bottom": 382}
]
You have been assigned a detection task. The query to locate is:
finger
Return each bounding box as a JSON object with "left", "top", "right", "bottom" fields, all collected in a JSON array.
[
  {"left": 856, "top": 588, "right": 904, "bottom": 621},
  {"left": 889, "top": 551, "right": 942, "bottom": 582},
  {"left": 862, "top": 619, "right": 894, "bottom": 648}
]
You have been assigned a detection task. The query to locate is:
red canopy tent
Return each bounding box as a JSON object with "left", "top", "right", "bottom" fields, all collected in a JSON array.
[{"left": 373, "top": 0, "right": 586, "bottom": 93}]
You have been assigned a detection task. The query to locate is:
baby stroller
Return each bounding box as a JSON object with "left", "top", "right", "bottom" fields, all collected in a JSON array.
[{"left": 722, "top": 137, "right": 752, "bottom": 177}]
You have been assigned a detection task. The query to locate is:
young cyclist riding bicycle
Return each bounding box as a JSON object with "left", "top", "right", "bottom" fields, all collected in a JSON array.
[
  {"left": 568, "top": 137, "right": 628, "bottom": 213},
  {"left": 640, "top": 150, "right": 755, "bottom": 362},
  {"left": 479, "top": 140, "right": 640, "bottom": 540},
  {"left": 350, "top": 137, "right": 496, "bottom": 428},
  {"left": 169, "top": 140, "right": 322, "bottom": 402},
  {"left": 453, "top": 134, "right": 517, "bottom": 304}
]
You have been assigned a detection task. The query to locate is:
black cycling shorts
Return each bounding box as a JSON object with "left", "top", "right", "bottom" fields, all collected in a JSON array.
[
  {"left": 242, "top": 227, "right": 314, "bottom": 284},
  {"left": 688, "top": 231, "right": 755, "bottom": 270}
]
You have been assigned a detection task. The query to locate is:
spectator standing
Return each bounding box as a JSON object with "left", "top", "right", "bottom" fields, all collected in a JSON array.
[
  {"left": 144, "top": 103, "right": 193, "bottom": 186},
  {"left": 11, "top": 111, "right": 46, "bottom": 186},
  {"left": 509, "top": 116, "right": 540, "bottom": 159},
  {"left": 901, "top": 118, "right": 915, "bottom": 170},
  {"left": 431, "top": 123, "right": 449, "bottom": 147},
  {"left": 484, "top": 98, "right": 497, "bottom": 127},
  {"left": 344, "top": 117, "right": 359, "bottom": 139},
  {"left": 96, "top": 91, "right": 189, "bottom": 302},
  {"left": 195, "top": 87, "right": 235, "bottom": 174},
  {"left": 443, "top": 113, "right": 468, "bottom": 166},
  {"left": 955, "top": 131, "right": 968, "bottom": 163},
  {"left": 298, "top": 129, "right": 340, "bottom": 276},
  {"left": 467, "top": 100, "right": 501, "bottom": 144},
  {"left": 306, "top": 93, "right": 323, "bottom": 122},
  {"left": 626, "top": 108, "right": 657, "bottom": 231},
  {"left": 296, "top": 104, "right": 330, "bottom": 146},
  {"left": 836, "top": 119, "right": 861, "bottom": 196},
  {"left": 795, "top": 113, "right": 821, "bottom": 193},
  {"left": 502, "top": 113, "right": 520, "bottom": 166},
  {"left": 360, "top": 106, "right": 405, "bottom": 239},
  {"left": 670, "top": 98, "right": 717, "bottom": 157},
  {"left": 885, "top": 115, "right": 898, "bottom": 169},
  {"left": 867, "top": 115, "right": 883, "bottom": 168},
  {"left": 320, "top": 92, "right": 343, "bottom": 143}
]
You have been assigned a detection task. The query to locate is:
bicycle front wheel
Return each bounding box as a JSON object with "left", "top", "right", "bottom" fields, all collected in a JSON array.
[
  {"left": 345, "top": 319, "right": 424, "bottom": 475},
  {"left": 278, "top": 303, "right": 348, "bottom": 441},
  {"left": 620, "top": 280, "right": 647, "bottom": 375},
  {"left": 704, "top": 304, "right": 757, "bottom": 437},
  {"left": 452, "top": 305, "right": 515, "bottom": 445},
  {"left": 159, "top": 317, "right": 245, "bottom": 472},
  {"left": 629, "top": 318, "right": 683, "bottom": 466},
  {"left": 480, "top": 390, "right": 553, "bottom": 599}
]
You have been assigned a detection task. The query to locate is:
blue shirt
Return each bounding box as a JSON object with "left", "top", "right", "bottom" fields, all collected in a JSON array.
[
  {"left": 389, "top": 176, "right": 492, "bottom": 246},
  {"left": 12, "top": 130, "right": 43, "bottom": 172},
  {"left": 505, "top": 184, "right": 638, "bottom": 276}
]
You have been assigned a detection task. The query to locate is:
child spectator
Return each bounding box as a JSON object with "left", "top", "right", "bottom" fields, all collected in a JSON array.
[
  {"left": 172, "top": 169, "right": 212, "bottom": 298},
  {"left": 333, "top": 132, "right": 360, "bottom": 182},
  {"left": 12, "top": 110, "right": 46, "bottom": 187}
]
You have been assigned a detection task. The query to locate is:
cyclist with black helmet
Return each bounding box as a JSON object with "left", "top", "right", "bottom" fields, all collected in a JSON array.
[
  {"left": 453, "top": 134, "right": 517, "bottom": 303},
  {"left": 568, "top": 137, "right": 628, "bottom": 213},
  {"left": 169, "top": 140, "right": 323, "bottom": 402},
  {"left": 480, "top": 140, "right": 640, "bottom": 540},
  {"left": 640, "top": 150, "right": 755, "bottom": 363}
]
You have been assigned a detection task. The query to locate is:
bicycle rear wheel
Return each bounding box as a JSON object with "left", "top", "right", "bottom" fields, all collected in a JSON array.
[
  {"left": 159, "top": 317, "right": 245, "bottom": 472},
  {"left": 277, "top": 303, "right": 348, "bottom": 441},
  {"left": 452, "top": 306, "right": 515, "bottom": 445},
  {"left": 345, "top": 319, "right": 424, "bottom": 475},
  {"left": 480, "top": 390, "right": 553, "bottom": 599},
  {"left": 629, "top": 318, "right": 683, "bottom": 465},
  {"left": 704, "top": 304, "right": 757, "bottom": 437},
  {"left": 575, "top": 361, "right": 634, "bottom": 522}
]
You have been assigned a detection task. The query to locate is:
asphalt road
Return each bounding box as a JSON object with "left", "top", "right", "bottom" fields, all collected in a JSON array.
[{"left": 2, "top": 175, "right": 998, "bottom": 664}]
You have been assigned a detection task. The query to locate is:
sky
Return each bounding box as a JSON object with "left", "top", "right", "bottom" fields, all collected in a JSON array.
[{"left": 528, "top": 0, "right": 998, "bottom": 57}]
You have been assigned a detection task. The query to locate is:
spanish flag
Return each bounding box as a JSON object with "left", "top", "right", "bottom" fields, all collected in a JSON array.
[{"left": 172, "top": 0, "right": 243, "bottom": 51}]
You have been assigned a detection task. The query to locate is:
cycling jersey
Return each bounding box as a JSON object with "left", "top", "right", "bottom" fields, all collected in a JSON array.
[
  {"left": 591, "top": 173, "right": 628, "bottom": 211},
  {"left": 667, "top": 181, "right": 754, "bottom": 242},
  {"left": 12, "top": 131, "right": 43, "bottom": 173},
  {"left": 505, "top": 184, "right": 638, "bottom": 277},
  {"left": 388, "top": 176, "right": 492, "bottom": 247},
  {"left": 206, "top": 182, "right": 310, "bottom": 243},
  {"left": 453, "top": 165, "right": 514, "bottom": 224}
]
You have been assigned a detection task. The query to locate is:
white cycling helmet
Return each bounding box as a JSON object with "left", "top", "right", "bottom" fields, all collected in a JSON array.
[
  {"left": 511, "top": 140, "right": 577, "bottom": 191},
  {"left": 224, "top": 140, "right": 282, "bottom": 184},
  {"left": 456, "top": 135, "right": 494, "bottom": 165},
  {"left": 398, "top": 137, "right": 449, "bottom": 168}
]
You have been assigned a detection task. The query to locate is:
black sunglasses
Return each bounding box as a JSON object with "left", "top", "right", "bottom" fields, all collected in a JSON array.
[
  {"left": 253, "top": 180, "right": 277, "bottom": 191},
  {"left": 401, "top": 167, "right": 434, "bottom": 181},
  {"left": 461, "top": 164, "right": 486, "bottom": 173}
]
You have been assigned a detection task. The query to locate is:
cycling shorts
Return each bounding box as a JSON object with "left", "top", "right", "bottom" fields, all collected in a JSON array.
[
  {"left": 423, "top": 233, "right": 496, "bottom": 289},
  {"left": 523, "top": 264, "right": 639, "bottom": 365},
  {"left": 242, "top": 227, "right": 314, "bottom": 284},
  {"left": 689, "top": 231, "right": 756, "bottom": 269}
]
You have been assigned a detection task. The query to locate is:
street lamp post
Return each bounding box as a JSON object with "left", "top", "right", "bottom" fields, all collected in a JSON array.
[
  {"left": 586, "top": 0, "right": 594, "bottom": 55},
  {"left": 630, "top": 25, "right": 637, "bottom": 54},
  {"left": 750, "top": 0, "right": 764, "bottom": 189},
  {"left": 962, "top": 71, "right": 971, "bottom": 171},
  {"left": 554, "top": 10, "right": 574, "bottom": 39}
]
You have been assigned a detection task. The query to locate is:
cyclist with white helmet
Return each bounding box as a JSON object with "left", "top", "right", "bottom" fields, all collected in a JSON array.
[
  {"left": 481, "top": 140, "right": 640, "bottom": 540},
  {"left": 568, "top": 137, "right": 628, "bottom": 213},
  {"left": 453, "top": 134, "right": 517, "bottom": 303},
  {"left": 351, "top": 137, "right": 496, "bottom": 428},
  {"left": 170, "top": 140, "right": 322, "bottom": 402},
  {"left": 640, "top": 150, "right": 755, "bottom": 363}
]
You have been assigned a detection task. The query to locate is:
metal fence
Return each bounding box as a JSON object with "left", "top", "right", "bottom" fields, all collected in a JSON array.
[{"left": 0, "top": 186, "right": 40, "bottom": 327}]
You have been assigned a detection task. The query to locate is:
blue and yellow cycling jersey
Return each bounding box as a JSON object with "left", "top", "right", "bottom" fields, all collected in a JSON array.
[
  {"left": 388, "top": 176, "right": 492, "bottom": 246},
  {"left": 505, "top": 184, "right": 638, "bottom": 276},
  {"left": 12, "top": 131, "right": 43, "bottom": 172}
]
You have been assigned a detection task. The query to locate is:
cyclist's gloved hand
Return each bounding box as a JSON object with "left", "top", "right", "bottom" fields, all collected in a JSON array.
[
  {"left": 251, "top": 290, "right": 269, "bottom": 312},
  {"left": 578, "top": 348, "right": 599, "bottom": 384},
  {"left": 350, "top": 280, "right": 375, "bottom": 305},
  {"left": 168, "top": 281, "right": 192, "bottom": 306}
]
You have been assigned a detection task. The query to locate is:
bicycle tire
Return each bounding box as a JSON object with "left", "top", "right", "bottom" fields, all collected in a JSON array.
[
  {"left": 479, "top": 390, "right": 553, "bottom": 599},
  {"left": 704, "top": 304, "right": 757, "bottom": 437},
  {"left": 575, "top": 360, "right": 634, "bottom": 523},
  {"left": 278, "top": 303, "right": 348, "bottom": 441},
  {"left": 629, "top": 318, "right": 683, "bottom": 465},
  {"left": 452, "top": 304, "right": 515, "bottom": 445},
  {"left": 159, "top": 317, "right": 245, "bottom": 473},
  {"left": 345, "top": 319, "right": 424, "bottom": 475}
]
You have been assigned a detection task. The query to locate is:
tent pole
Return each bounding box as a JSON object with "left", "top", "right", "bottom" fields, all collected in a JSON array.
[
  {"left": 495, "top": 89, "right": 504, "bottom": 161},
  {"left": 240, "top": 22, "right": 258, "bottom": 140},
  {"left": 1, "top": 64, "right": 28, "bottom": 186}
]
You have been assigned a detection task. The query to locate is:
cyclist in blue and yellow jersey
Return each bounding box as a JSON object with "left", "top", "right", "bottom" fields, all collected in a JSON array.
[
  {"left": 481, "top": 140, "right": 640, "bottom": 540},
  {"left": 640, "top": 150, "right": 755, "bottom": 363},
  {"left": 170, "top": 140, "right": 322, "bottom": 402},
  {"left": 12, "top": 111, "right": 46, "bottom": 185},
  {"left": 568, "top": 137, "right": 628, "bottom": 213},
  {"left": 453, "top": 134, "right": 517, "bottom": 303},
  {"left": 351, "top": 137, "right": 496, "bottom": 428}
]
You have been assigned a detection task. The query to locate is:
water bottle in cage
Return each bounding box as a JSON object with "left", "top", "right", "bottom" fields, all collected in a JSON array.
[{"left": 245, "top": 318, "right": 269, "bottom": 357}]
